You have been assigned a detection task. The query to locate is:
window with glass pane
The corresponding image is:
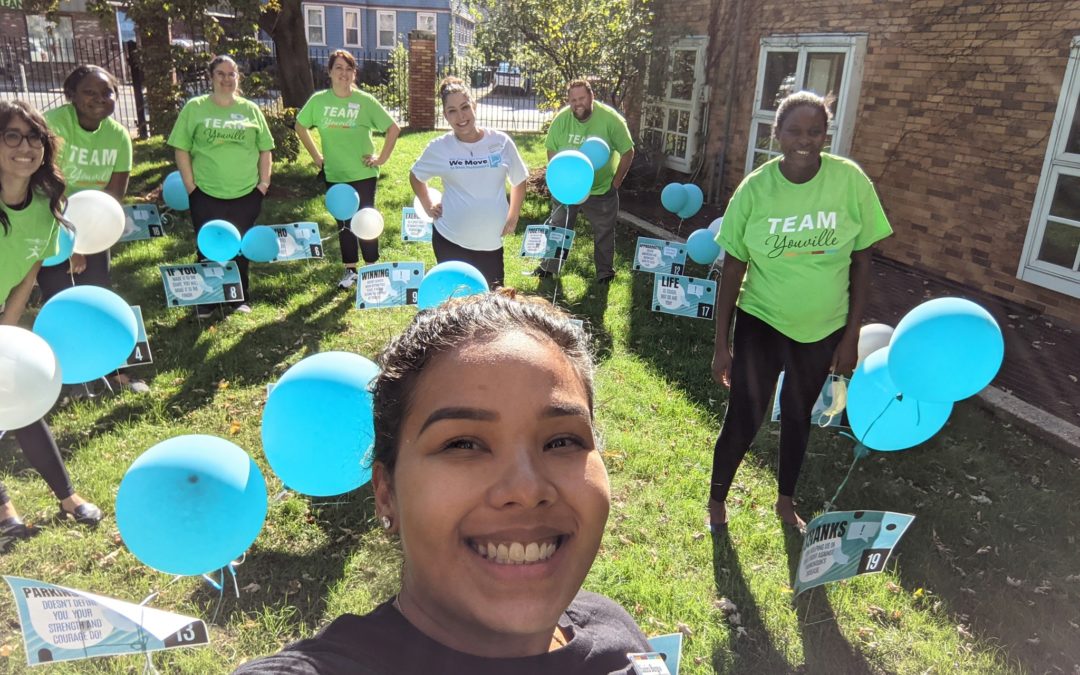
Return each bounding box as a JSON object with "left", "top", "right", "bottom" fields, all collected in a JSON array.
[
  {"left": 378, "top": 12, "right": 396, "bottom": 48},
  {"left": 306, "top": 8, "right": 324, "bottom": 44},
  {"left": 669, "top": 50, "right": 697, "bottom": 101},
  {"left": 761, "top": 51, "right": 798, "bottom": 112},
  {"left": 1019, "top": 37, "right": 1080, "bottom": 295},
  {"left": 344, "top": 11, "right": 360, "bottom": 46},
  {"left": 418, "top": 13, "right": 436, "bottom": 34},
  {"left": 25, "top": 15, "right": 74, "bottom": 63}
]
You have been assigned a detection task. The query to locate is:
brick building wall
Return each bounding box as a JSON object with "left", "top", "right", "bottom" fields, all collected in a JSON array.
[{"left": 652, "top": 0, "right": 1080, "bottom": 323}]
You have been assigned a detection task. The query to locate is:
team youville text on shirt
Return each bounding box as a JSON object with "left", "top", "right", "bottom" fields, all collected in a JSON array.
[{"left": 764, "top": 210, "right": 841, "bottom": 258}]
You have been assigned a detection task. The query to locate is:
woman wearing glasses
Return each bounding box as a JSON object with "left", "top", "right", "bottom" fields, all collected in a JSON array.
[
  {"left": 1, "top": 100, "right": 103, "bottom": 552},
  {"left": 296, "top": 49, "right": 400, "bottom": 290},
  {"left": 168, "top": 55, "right": 275, "bottom": 317}
]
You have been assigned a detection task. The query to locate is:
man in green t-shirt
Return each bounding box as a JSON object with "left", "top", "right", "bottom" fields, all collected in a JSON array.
[{"left": 536, "top": 80, "right": 635, "bottom": 283}]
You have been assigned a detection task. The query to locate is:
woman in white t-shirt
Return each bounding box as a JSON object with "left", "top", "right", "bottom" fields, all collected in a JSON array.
[{"left": 410, "top": 77, "right": 527, "bottom": 287}]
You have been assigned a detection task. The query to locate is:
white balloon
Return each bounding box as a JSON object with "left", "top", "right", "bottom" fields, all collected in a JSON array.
[
  {"left": 66, "top": 190, "right": 125, "bottom": 254},
  {"left": 412, "top": 189, "right": 442, "bottom": 223},
  {"left": 350, "top": 208, "right": 385, "bottom": 240},
  {"left": 857, "top": 323, "right": 894, "bottom": 364},
  {"left": 708, "top": 217, "right": 723, "bottom": 234},
  {"left": 0, "top": 326, "right": 62, "bottom": 430}
]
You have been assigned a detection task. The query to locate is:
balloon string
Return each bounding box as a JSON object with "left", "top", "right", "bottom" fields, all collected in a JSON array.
[
  {"left": 825, "top": 396, "right": 896, "bottom": 511},
  {"left": 549, "top": 205, "right": 571, "bottom": 309}
]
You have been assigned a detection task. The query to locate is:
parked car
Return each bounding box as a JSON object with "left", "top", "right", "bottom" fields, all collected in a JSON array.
[{"left": 493, "top": 62, "right": 531, "bottom": 96}]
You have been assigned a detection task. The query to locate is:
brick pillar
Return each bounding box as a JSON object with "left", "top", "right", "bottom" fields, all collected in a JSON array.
[{"left": 408, "top": 30, "right": 437, "bottom": 131}]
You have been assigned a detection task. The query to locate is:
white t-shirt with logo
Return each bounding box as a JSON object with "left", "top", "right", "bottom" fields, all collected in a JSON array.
[{"left": 411, "top": 128, "right": 528, "bottom": 251}]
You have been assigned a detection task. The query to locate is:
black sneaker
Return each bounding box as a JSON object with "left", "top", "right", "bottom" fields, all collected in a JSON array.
[
  {"left": 194, "top": 305, "right": 215, "bottom": 319},
  {"left": 0, "top": 516, "right": 39, "bottom": 554},
  {"left": 531, "top": 267, "right": 554, "bottom": 279},
  {"left": 596, "top": 273, "right": 616, "bottom": 285}
]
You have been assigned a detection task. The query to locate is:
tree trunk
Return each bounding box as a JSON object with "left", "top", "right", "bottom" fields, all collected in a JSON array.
[
  {"left": 259, "top": 0, "right": 313, "bottom": 109},
  {"left": 137, "top": 13, "right": 181, "bottom": 136}
]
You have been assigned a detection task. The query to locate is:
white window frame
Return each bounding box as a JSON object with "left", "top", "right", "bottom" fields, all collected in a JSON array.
[
  {"left": 1017, "top": 35, "right": 1080, "bottom": 298},
  {"left": 342, "top": 8, "right": 361, "bottom": 48},
  {"left": 641, "top": 36, "right": 709, "bottom": 173},
  {"left": 745, "top": 34, "right": 866, "bottom": 175},
  {"left": 377, "top": 10, "right": 397, "bottom": 50},
  {"left": 303, "top": 5, "right": 326, "bottom": 47},
  {"left": 416, "top": 12, "right": 437, "bottom": 36}
]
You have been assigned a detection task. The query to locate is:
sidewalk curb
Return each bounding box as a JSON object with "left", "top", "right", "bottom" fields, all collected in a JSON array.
[{"left": 617, "top": 209, "right": 1080, "bottom": 458}]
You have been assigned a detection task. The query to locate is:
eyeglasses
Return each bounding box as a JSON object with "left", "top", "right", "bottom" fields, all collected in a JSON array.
[{"left": 1, "top": 129, "right": 45, "bottom": 149}]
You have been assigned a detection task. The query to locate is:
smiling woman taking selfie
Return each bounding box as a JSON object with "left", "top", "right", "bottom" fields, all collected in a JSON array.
[{"left": 235, "top": 291, "right": 650, "bottom": 674}]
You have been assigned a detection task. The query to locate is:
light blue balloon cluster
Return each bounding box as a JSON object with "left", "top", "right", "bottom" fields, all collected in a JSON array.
[
  {"left": 32, "top": 286, "right": 138, "bottom": 385},
  {"left": 162, "top": 171, "right": 189, "bottom": 211},
  {"left": 846, "top": 297, "right": 1003, "bottom": 452},
  {"left": 116, "top": 435, "right": 268, "bottom": 576},
  {"left": 546, "top": 150, "right": 594, "bottom": 206},
  {"left": 262, "top": 352, "right": 380, "bottom": 496},
  {"left": 241, "top": 225, "right": 280, "bottom": 263},
  {"left": 326, "top": 184, "right": 360, "bottom": 221},
  {"left": 197, "top": 219, "right": 242, "bottom": 263},
  {"left": 578, "top": 137, "right": 611, "bottom": 171},
  {"left": 686, "top": 229, "right": 722, "bottom": 265},
  {"left": 42, "top": 226, "right": 75, "bottom": 267},
  {"left": 417, "top": 261, "right": 489, "bottom": 310},
  {"left": 660, "top": 182, "right": 703, "bottom": 219}
]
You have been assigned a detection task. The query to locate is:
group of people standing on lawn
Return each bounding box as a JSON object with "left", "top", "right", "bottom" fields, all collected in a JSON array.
[{"left": 2, "top": 47, "right": 893, "bottom": 674}]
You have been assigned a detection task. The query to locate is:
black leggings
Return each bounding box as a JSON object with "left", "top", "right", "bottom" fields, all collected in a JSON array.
[
  {"left": 710, "top": 309, "right": 843, "bottom": 502},
  {"left": 0, "top": 420, "right": 74, "bottom": 506},
  {"left": 189, "top": 186, "right": 264, "bottom": 303},
  {"left": 431, "top": 227, "right": 504, "bottom": 288},
  {"left": 36, "top": 250, "right": 111, "bottom": 303},
  {"left": 324, "top": 177, "right": 379, "bottom": 266}
]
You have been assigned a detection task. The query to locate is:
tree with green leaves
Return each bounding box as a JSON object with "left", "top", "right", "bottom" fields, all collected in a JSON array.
[{"left": 472, "top": 0, "right": 653, "bottom": 111}]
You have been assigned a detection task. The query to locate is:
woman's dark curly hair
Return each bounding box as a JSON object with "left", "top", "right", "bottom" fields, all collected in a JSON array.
[
  {"left": 0, "top": 100, "right": 67, "bottom": 235},
  {"left": 773, "top": 90, "right": 836, "bottom": 138},
  {"left": 371, "top": 289, "right": 594, "bottom": 476}
]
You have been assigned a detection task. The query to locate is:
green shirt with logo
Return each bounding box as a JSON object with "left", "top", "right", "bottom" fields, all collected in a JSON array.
[
  {"left": 296, "top": 88, "right": 395, "bottom": 183},
  {"left": 45, "top": 104, "right": 133, "bottom": 196},
  {"left": 167, "top": 95, "right": 275, "bottom": 199},
  {"left": 718, "top": 154, "right": 893, "bottom": 343},
  {"left": 545, "top": 101, "right": 634, "bottom": 196},
  {"left": 1, "top": 193, "right": 60, "bottom": 301}
]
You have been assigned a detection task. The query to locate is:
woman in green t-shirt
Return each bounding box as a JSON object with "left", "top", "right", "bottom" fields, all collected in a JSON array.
[
  {"left": 708, "top": 91, "right": 892, "bottom": 532},
  {"left": 39, "top": 65, "right": 146, "bottom": 393},
  {"left": 168, "top": 55, "right": 275, "bottom": 317},
  {"left": 0, "top": 101, "right": 102, "bottom": 551},
  {"left": 296, "top": 49, "right": 400, "bottom": 290}
]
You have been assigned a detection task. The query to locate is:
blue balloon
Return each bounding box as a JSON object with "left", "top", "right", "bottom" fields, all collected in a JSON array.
[
  {"left": 417, "top": 261, "right": 489, "bottom": 310},
  {"left": 33, "top": 286, "right": 137, "bottom": 385},
  {"left": 546, "top": 151, "right": 594, "bottom": 205},
  {"left": 116, "top": 435, "right": 267, "bottom": 575},
  {"left": 326, "top": 184, "right": 360, "bottom": 221},
  {"left": 162, "top": 171, "right": 189, "bottom": 211},
  {"left": 578, "top": 136, "right": 611, "bottom": 170},
  {"left": 42, "top": 226, "right": 75, "bottom": 267},
  {"left": 262, "top": 352, "right": 379, "bottom": 496},
  {"left": 686, "top": 228, "right": 722, "bottom": 265},
  {"left": 677, "top": 183, "right": 704, "bottom": 219},
  {"left": 660, "top": 183, "right": 688, "bottom": 213},
  {"left": 888, "top": 297, "right": 1004, "bottom": 403},
  {"left": 197, "top": 219, "right": 241, "bottom": 263},
  {"left": 848, "top": 348, "right": 953, "bottom": 452},
  {"left": 241, "top": 225, "right": 279, "bottom": 263}
]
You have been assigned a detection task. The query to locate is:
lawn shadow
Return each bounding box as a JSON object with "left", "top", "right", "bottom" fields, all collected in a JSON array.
[
  {"left": 194, "top": 484, "right": 390, "bottom": 637},
  {"left": 711, "top": 531, "right": 791, "bottom": 673},
  {"left": 782, "top": 527, "right": 874, "bottom": 675}
]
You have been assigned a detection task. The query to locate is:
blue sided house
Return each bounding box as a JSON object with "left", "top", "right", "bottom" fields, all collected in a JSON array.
[{"left": 301, "top": 0, "right": 476, "bottom": 58}]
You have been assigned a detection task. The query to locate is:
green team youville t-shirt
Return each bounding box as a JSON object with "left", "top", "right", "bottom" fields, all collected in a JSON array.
[
  {"left": 1, "top": 193, "right": 60, "bottom": 301},
  {"left": 45, "top": 104, "right": 133, "bottom": 196},
  {"left": 296, "top": 88, "right": 395, "bottom": 183},
  {"left": 167, "top": 95, "right": 275, "bottom": 199},
  {"left": 718, "top": 154, "right": 893, "bottom": 343},
  {"left": 545, "top": 101, "right": 633, "bottom": 196}
]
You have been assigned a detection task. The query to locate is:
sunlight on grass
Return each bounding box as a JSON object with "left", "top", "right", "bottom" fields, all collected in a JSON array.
[{"left": 0, "top": 132, "right": 1075, "bottom": 674}]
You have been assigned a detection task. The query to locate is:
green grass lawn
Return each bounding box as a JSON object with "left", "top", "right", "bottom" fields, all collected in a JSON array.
[{"left": 2, "top": 130, "right": 1079, "bottom": 674}]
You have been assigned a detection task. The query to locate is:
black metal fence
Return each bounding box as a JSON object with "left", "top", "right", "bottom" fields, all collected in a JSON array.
[
  {"left": 435, "top": 55, "right": 553, "bottom": 133},
  {"left": 0, "top": 36, "right": 141, "bottom": 131}
]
